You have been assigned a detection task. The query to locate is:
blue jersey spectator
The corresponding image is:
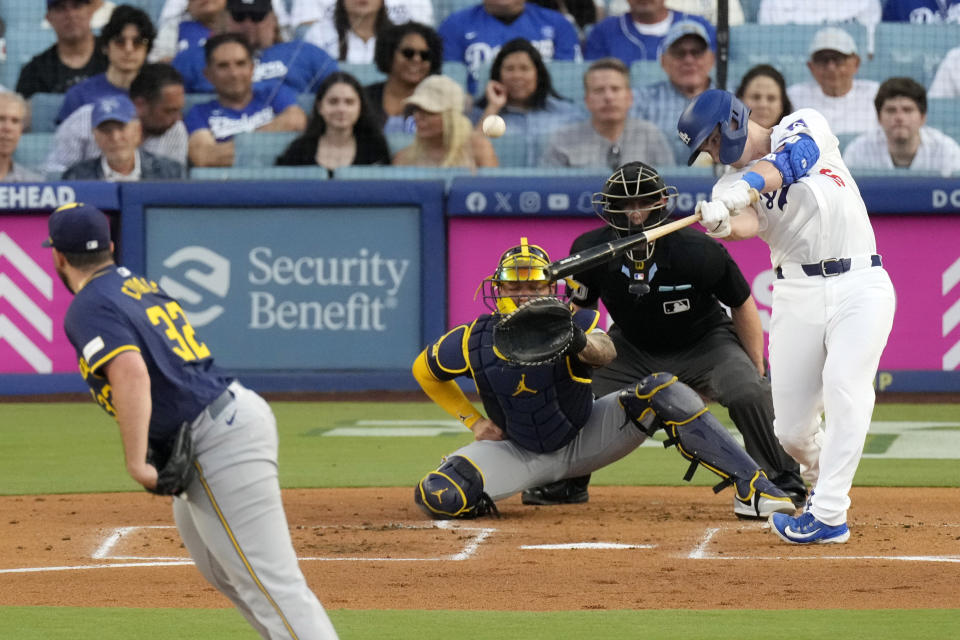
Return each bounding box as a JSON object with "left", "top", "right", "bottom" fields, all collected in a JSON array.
[
  {"left": 882, "top": 0, "right": 960, "bottom": 22},
  {"left": 584, "top": 0, "right": 715, "bottom": 65},
  {"left": 439, "top": 0, "right": 581, "bottom": 93},
  {"left": 58, "top": 74, "right": 130, "bottom": 124},
  {"left": 185, "top": 85, "right": 299, "bottom": 141}
]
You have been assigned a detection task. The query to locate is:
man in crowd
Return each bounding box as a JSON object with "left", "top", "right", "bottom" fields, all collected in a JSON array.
[
  {"left": 631, "top": 19, "right": 715, "bottom": 163},
  {"left": 17, "top": 0, "right": 109, "bottom": 99},
  {"left": 62, "top": 94, "right": 186, "bottom": 180},
  {"left": 185, "top": 33, "right": 306, "bottom": 167},
  {"left": 542, "top": 58, "right": 674, "bottom": 168},
  {"left": 55, "top": 4, "right": 156, "bottom": 124},
  {"left": 173, "top": 0, "right": 338, "bottom": 94},
  {"left": 585, "top": 0, "right": 715, "bottom": 65},
  {"left": 438, "top": 0, "right": 581, "bottom": 93},
  {"left": 787, "top": 26, "right": 879, "bottom": 135},
  {"left": 45, "top": 63, "right": 188, "bottom": 176},
  {"left": 0, "top": 93, "right": 45, "bottom": 181},
  {"left": 843, "top": 76, "right": 960, "bottom": 176}
]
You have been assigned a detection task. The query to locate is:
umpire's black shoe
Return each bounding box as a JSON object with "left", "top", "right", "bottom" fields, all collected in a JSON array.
[{"left": 521, "top": 475, "right": 591, "bottom": 505}]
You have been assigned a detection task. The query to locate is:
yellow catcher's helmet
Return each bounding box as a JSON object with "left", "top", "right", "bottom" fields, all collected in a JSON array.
[{"left": 479, "top": 238, "right": 556, "bottom": 314}]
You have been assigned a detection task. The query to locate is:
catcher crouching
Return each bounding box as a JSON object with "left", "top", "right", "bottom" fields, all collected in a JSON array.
[{"left": 411, "top": 238, "right": 795, "bottom": 520}]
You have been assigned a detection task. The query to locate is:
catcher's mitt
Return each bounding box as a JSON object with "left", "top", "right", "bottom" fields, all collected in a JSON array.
[
  {"left": 493, "top": 297, "right": 587, "bottom": 366},
  {"left": 146, "top": 422, "right": 197, "bottom": 496}
]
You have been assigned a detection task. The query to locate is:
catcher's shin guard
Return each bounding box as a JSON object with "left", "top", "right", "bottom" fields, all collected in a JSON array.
[
  {"left": 618, "top": 373, "right": 794, "bottom": 517},
  {"left": 414, "top": 455, "right": 499, "bottom": 520}
]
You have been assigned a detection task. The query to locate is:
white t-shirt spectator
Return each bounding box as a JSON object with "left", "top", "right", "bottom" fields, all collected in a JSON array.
[
  {"left": 787, "top": 79, "right": 880, "bottom": 135},
  {"left": 842, "top": 125, "right": 960, "bottom": 176},
  {"left": 929, "top": 46, "right": 960, "bottom": 98},
  {"left": 606, "top": 0, "right": 745, "bottom": 25},
  {"left": 302, "top": 22, "right": 378, "bottom": 64},
  {"left": 290, "top": 0, "right": 434, "bottom": 32}
]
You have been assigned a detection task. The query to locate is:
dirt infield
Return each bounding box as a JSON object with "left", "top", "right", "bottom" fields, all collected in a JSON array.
[{"left": 2, "top": 487, "right": 959, "bottom": 611}]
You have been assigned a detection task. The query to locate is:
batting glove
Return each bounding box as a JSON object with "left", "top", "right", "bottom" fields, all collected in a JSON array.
[{"left": 716, "top": 180, "right": 754, "bottom": 211}]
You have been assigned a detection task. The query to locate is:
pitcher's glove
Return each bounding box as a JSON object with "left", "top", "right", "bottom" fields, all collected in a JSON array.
[
  {"left": 493, "top": 297, "right": 587, "bottom": 366},
  {"left": 146, "top": 422, "right": 197, "bottom": 496}
]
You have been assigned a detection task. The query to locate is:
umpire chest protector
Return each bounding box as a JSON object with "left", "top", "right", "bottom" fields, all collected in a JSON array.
[{"left": 467, "top": 315, "right": 593, "bottom": 453}]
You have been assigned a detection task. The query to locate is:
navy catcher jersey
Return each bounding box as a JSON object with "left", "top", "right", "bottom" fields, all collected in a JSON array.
[
  {"left": 570, "top": 226, "right": 751, "bottom": 352},
  {"left": 63, "top": 265, "right": 231, "bottom": 446}
]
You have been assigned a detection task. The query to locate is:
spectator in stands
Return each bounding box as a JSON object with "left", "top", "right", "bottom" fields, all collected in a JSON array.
[
  {"left": 604, "top": 0, "right": 746, "bottom": 25},
  {"left": 173, "top": 0, "right": 338, "bottom": 94},
  {"left": 17, "top": 0, "right": 109, "bottom": 100},
  {"left": 150, "top": 0, "right": 228, "bottom": 63},
  {"left": 529, "top": 0, "right": 598, "bottom": 38},
  {"left": 56, "top": 5, "right": 156, "bottom": 124},
  {"left": 630, "top": 19, "right": 713, "bottom": 162},
  {"left": 303, "top": 0, "right": 393, "bottom": 63},
  {"left": 471, "top": 39, "right": 582, "bottom": 152},
  {"left": 160, "top": 0, "right": 295, "bottom": 41},
  {"left": 882, "top": 0, "right": 960, "bottom": 23},
  {"left": 393, "top": 75, "right": 498, "bottom": 168},
  {"left": 757, "top": 0, "right": 881, "bottom": 57},
  {"left": 787, "top": 27, "right": 879, "bottom": 135},
  {"left": 46, "top": 63, "right": 188, "bottom": 176},
  {"left": 843, "top": 77, "right": 960, "bottom": 176},
  {"left": 735, "top": 64, "right": 793, "bottom": 129},
  {"left": 929, "top": 47, "right": 960, "bottom": 97},
  {"left": 185, "top": 34, "right": 307, "bottom": 167},
  {"left": 584, "top": 0, "right": 716, "bottom": 65},
  {"left": 438, "top": 0, "right": 582, "bottom": 93},
  {"left": 542, "top": 58, "right": 674, "bottom": 168},
  {"left": 0, "top": 93, "right": 44, "bottom": 182},
  {"left": 290, "top": 0, "right": 433, "bottom": 35},
  {"left": 276, "top": 72, "right": 390, "bottom": 172},
  {"left": 62, "top": 95, "right": 186, "bottom": 180},
  {"left": 366, "top": 22, "right": 443, "bottom": 133}
]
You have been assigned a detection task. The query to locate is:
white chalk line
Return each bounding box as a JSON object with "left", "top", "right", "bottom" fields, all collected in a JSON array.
[
  {"left": 686, "top": 524, "right": 960, "bottom": 562},
  {"left": 521, "top": 543, "right": 656, "bottom": 550}
]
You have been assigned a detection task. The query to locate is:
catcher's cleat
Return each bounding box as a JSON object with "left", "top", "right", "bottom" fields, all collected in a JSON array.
[
  {"left": 521, "top": 475, "right": 591, "bottom": 505},
  {"left": 732, "top": 471, "right": 796, "bottom": 520}
]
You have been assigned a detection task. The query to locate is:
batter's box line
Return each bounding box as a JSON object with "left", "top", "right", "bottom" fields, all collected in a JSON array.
[{"left": 688, "top": 526, "right": 960, "bottom": 563}]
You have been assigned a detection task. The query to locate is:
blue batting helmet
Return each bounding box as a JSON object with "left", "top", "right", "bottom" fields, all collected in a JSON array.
[{"left": 677, "top": 89, "right": 751, "bottom": 166}]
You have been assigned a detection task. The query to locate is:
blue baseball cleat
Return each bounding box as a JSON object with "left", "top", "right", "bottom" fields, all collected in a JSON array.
[{"left": 769, "top": 511, "right": 850, "bottom": 544}]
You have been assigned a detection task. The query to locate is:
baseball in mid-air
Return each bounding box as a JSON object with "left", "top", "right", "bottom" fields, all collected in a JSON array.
[{"left": 482, "top": 115, "right": 506, "bottom": 138}]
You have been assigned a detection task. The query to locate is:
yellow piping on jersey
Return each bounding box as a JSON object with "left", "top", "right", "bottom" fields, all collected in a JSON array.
[
  {"left": 195, "top": 460, "right": 300, "bottom": 639},
  {"left": 416, "top": 470, "right": 468, "bottom": 517},
  {"left": 88, "top": 345, "right": 140, "bottom": 374},
  {"left": 431, "top": 325, "right": 470, "bottom": 375},
  {"left": 565, "top": 356, "right": 592, "bottom": 384}
]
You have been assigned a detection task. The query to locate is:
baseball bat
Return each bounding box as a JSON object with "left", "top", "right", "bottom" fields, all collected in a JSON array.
[{"left": 545, "top": 189, "right": 759, "bottom": 280}]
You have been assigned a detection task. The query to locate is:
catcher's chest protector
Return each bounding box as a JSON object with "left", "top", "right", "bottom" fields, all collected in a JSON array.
[{"left": 467, "top": 315, "right": 592, "bottom": 453}]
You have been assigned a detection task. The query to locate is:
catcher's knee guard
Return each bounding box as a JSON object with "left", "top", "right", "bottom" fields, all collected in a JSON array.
[
  {"left": 619, "top": 373, "right": 792, "bottom": 513},
  {"left": 414, "top": 455, "right": 498, "bottom": 520}
]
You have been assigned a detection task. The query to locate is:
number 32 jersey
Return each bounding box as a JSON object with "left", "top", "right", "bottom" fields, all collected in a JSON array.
[
  {"left": 713, "top": 108, "right": 879, "bottom": 267},
  {"left": 64, "top": 265, "right": 230, "bottom": 442}
]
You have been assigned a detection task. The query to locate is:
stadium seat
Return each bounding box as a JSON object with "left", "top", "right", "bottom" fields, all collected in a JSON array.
[
  {"left": 926, "top": 98, "right": 960, "bottom": 142},
  {"left": 873, "top": 23, "right": 959, "bottom": 87},
  {"left": 190, "top": 166, "right": 330, "bottom": 180},
  {"left": 728, "top": 23, "right": 868, "bottom": 71},
  {"left": 13, "top": 133, "right": 55, "bottom": 172},
  {"left": 386, "top": 132, "right": 415, "bottom": 156},
  {"left": 490, "top": 133, "right": 552, "bottom": 168},
  {"left": 631, "top": 60, "right": 668, "bottom": 89},
  {"left": 441, "top": 62, "right": 468, "bottom": 90},
  {"left": 233, "top": 131, "right": 301, "bottom": 167},
  {"left": 28, "top": 93, "right": 66, "bottom": 133},
  {"left": 434, "top": 0, "right": 476, "bottom": 24},
  {"left": 339, "top": 63, "right": 386, "bottom": 87},
  {"left": 546, "top": 61, "right": 588, "bottom": 103},
  {"left": 183, "top": 93, "right": 216, "bottom": 115},
  {"left": 2, "top": 26, "right": 57, "bottom": 91}
]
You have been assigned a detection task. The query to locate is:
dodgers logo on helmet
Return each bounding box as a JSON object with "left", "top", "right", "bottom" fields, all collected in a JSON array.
[
  {"left": 159, "top": 246, "right": 231, "bottom": 327},
  {"left": 677, "top": 89, "right": 751, "bottom": 166}
]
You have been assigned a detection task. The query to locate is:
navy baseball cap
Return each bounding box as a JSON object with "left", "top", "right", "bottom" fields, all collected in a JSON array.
[
  {"left": 91, "top": 95, "right": 137, "bottom": 128},
  {"left": 42, "top": 203, "right": 112, "bottom": 253}
]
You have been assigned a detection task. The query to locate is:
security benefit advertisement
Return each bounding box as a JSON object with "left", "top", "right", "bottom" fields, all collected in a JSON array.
[{"left": 144, "top": 206, "right": 421, "bottom": 370}]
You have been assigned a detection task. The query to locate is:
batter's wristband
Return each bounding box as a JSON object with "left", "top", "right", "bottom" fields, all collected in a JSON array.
[{"left": 742, "top": 172, "right": 765, "bottom": 192}]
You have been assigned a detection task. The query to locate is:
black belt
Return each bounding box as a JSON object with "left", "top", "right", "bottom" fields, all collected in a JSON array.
[
  {"left": 207, "top": 386, "right": 235, "bottom": 420},
  {"left": 776, "top": 255, "right": 882, "bottom": 279}
]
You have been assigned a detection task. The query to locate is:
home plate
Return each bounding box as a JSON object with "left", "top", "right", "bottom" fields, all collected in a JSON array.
[{"left": 520, "top": 542, "right": 656, "bottom": 550}]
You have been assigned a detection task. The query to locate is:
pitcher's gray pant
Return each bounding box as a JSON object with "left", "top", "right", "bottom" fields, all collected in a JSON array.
[{"left": 173, "top": 382, "right": 338, "bottom": 640}]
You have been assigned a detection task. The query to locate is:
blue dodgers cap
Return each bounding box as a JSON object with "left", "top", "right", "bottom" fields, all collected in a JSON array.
[
  {"left": 91, "top": 95, "right": 137, "bottom": 128},
  {"left": 659, "top": 19, "right": 711, "bottom": 58},
  {"left": 42, "top": 203, "right": 112, "bottom": 252}
]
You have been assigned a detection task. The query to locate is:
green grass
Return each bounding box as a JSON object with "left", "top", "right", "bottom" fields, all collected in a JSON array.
[{"left": 2, "top": 607, "right": 958, "bottom": 640}]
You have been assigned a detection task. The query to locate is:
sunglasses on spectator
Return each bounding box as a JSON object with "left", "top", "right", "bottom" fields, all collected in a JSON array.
[
  {"left": 110, "top": 35, "right": 150, "bottom": 49},
  {"left": 400, "top": 48, "right": 432, "bottom": 62},
  {"left": 230, "top": 10, "right": 269, "bottom": 23},
  {"left": 811, "top": 50, "right": 851, "bottom": 66},
  {"left": 668, "top": 44, "right": 708, "bottom": 60}
]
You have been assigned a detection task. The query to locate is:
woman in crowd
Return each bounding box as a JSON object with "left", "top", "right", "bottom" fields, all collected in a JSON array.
[
  {"left": 393, "top": 75, "right": 498, "bottom": 169},
  {"left": 276, "top": 71, "right": 390, "bottom": 173},
  {"left": 736, "top": 64, "right": 793, "bottom": 129},
  {"left": 471, "top": 38, "right": 582, "bottom": 166},
  {"left": 303, "top": 0, "right": 393, "bottom": 63},
  {"left": 365, "top": 22, "right": 443, "bottom": 133}
]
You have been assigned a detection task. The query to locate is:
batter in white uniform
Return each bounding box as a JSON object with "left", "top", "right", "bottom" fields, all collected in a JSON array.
[{"left": 677, "top": 90, "right": 896, "bottom": 544}]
